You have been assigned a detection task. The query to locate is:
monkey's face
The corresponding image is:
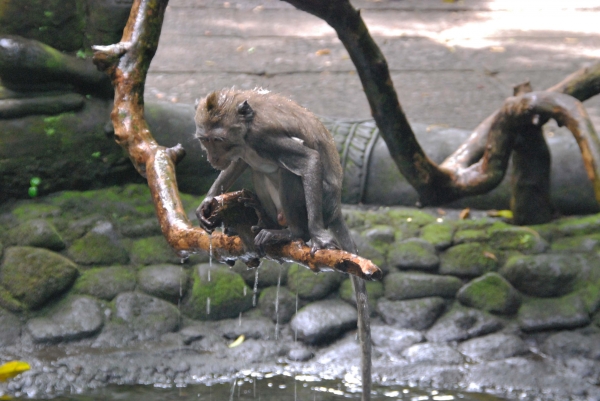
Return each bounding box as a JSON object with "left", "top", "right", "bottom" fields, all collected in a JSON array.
[{"left": 195, "top": 126, "right": 242, "bottom": 170}]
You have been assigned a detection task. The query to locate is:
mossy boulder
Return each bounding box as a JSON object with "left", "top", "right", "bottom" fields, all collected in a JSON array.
[
  {"left": 351, "top": 232, "right": 389, "bottom": 275},
  {"left": 129, "top": 236, "right": 180, "bottom": 266},
  {"left": 232, "top": 259, "right": 289, "bottom": 289},
  {"left": 419, "top": 221, "right": 455, "bottom": 250},
  {"left": 487, "top": 225, "right": 547, "bottom": 254},
  {"left": 457, "top": 273, "right": 521, "bottom": 315},
  {"left": 388, "top": 238, "right": 439, "bottom": 272},
  {"left": 500, "top": 254, "right": 583, "bottom": 297},
  {"left": 8, "top": 203, "right": 61, "bottom": 222},
  {"left": 550, "top": 233, "right": 600, "bottom": 253},
  {"left": 67, "top": 231, "right": 129, "bottom": 266},
  {"left": 339, "top": 278, "right": 383, "bottom": 312},
  {"left": 554, "top": 213, "right": 600, "bottom": 237},
  {"left": 383, "top": 272, "right": 462, "bottom": 300},
  {"left": 73, "top": 266, "right": 136, "bottom": 301},
  {"left": 439, "top": 243, "right": 498, "bottom": 277},
  {"left": 113, "top": 292, "right": 180, "bottom": 341},
  {"left": 453, "top": 228, "right": 488, "bottom": 244},
  {"left": 181, "top": 264, "right": 253, "bottom": 321},
  {"left": 518, "top": 293, "right": 590, "bottom": 332},
  {"left": 6, "top": 219, "right": 65, "bottom": 251},
  {"left": 258, "top": 285, "right": 297, "bottom": 324},
  {"left": 138, "top": 264, "right": 189, "bottom": 304},
  {"left": 286, "top": 263, "right": 344, "bottom": 301},
  {"left": 0, "top": 246, "right": 78, "bottom": 310}
]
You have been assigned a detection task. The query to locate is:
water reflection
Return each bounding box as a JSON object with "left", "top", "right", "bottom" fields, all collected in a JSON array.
[{"left": 24, "top": 374, "right": 506, "bottom": 401}]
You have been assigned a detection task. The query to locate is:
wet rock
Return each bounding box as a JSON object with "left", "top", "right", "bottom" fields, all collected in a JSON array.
[
  {"left": 288, "top": 345, "right": 314, "bottom": 362},
  {"left": 114, "top": 292, "right": 180, "bottom": 340},
  {"left": 351, "top": 231, "right": 389, "bottom": 275},
  {"left": 465, "top": 357, "right": 600, "bottom": 400},
  {"left": 180, "top": 264, "right": 253, "bottom": 321},
  {"left": 118, "top": 218, "right": 162, "bottom": 238},
  {"left": 0, "top": 246, "right": 78, "bottom": 310},
  {"left": 388, "top": 238, "right": 439, "bottom": 272},
  {"left": 129, "top": 236, "right": 180, "bottom": 266},
  {"left": 363, "top": 225, "right": 395, "bottom": 245},
  {"left": 232, "top": 259, "right": 289, "bottom": 288},
  {"left": 439, "top": 243, "right": 498, "bottom": 277},
  {"left": 371, "top": 325, "right": 423, "bottom": 352},
  {"left": 92, "top": 321, "right": 137, "bottom": 348},
  {"left": 500, "top": 254, "right": 583, "bottom": 297},
  {"left": 138, "top": 264, "right": 189, "bottom": 304},
  {"left": 6, "top": 219, "right": 65, "bottom": 251},
  {"left": 214, "top": 316, "right": 277, "bottom": 341},
  {"left": 402, "top": 343, "right": 464, "bottom": 365},
  {"left": 287, "top": 263, "right": 344, "bottom": 301},
  {"left": 518, "top": 294, "right": 590, "bottom": 332},
  {"left": 339, "top": 278, "right": 383, "bottom": 312},
  {"left": 377, "top": 297, "right": 446, "bottom": 331},
  {"left": 384, "top": 272, "right": 462, "bottom": 300},
  {"left": 550, "top": 233, "right": 600, "bottom": 253},
  {"left": 258, "top": 285, "right": 297, "bottom": 324},
  {"left": 426, "top": 304, "right": 504, "bottom": 342},
  {"left": 419, "top": 221, "right": 455, "bottom": 250},
  {"left": 316, "top": 336, "right": 361, "bottom": 365},
  {"left": 0, "top": 307, "right": 21, "bottom": 346},
  {"left": 290, "top": 299, "right": 357, "bottom": 345},
  {"left": 226, "top": 338, "right": 287, "bottom": 363},
  {"left": 457, "top": 273, "right": 521, "bottom": 315},
  {"left": 67, "top": 231, "right": 129, "bottom": 266},
  {"left": 541, "top": 331, "right": 600, "bottom": 360},
  {"left": 27, "top": 296, "right": 103, "bottom": 343},
  {"left": 179, "top": 323, "right": 214, "bottom": 345},
  {"left": 487, "top": 225, "right": 548, "bottom": 254},
  {"left": 458, "top": 333, "right": 529, "bottom": 361},
  {"left": 73, "top": 266, "right": 136, "bottom": 301}
]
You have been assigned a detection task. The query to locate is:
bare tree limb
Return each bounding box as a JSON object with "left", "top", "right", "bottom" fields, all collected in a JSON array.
[{"left": 92, "top": 0, "right": 382, "bottom": 281}]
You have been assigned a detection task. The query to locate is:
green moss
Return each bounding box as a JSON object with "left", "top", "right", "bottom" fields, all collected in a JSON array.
[
  {"left": 457, "top": 273, "right": 521, "bottom": 315},
  {"left": 439, "top": 243, "right": 498, "bottom": 277},
  {"left": 130, "top": 236, "right": 179, "bottom": 266},
  {"left": 287, "top": 263, "right": 344, "bottom": 301},
  {"left": 68, "top": 232, "right": 129, "bottom": 266},
  {"left": 577, "top": 281, "right": 600, "bottom": 314},
  {"left": 551, "top": 233, "right": 600, "bottom": 253},
  {"left": 419, "top": 222, "right": 455, "bottom": 250},
  {"left": 339, "top": 278, "right": 383, "bottom": 312},
  {"left": 453, "top": 229, "right": 488, "bottom": 244},
  {"left": 10, "top": 203, "right": 61, "bottom": 221},
  {"left": 0, "top": 286, "right": 24, "bottom": 314},
  {"left": 555, "top": 213, "right": 600, "bottom": 237},
  {"left": 487, "top": 225, "right": 545, "bottom": 253},
  {"left": 73, "top": 266, "right": 136, "bottom": 301},
  {"left": 182, "top": 264, "right": 252, "bottom": 320}
]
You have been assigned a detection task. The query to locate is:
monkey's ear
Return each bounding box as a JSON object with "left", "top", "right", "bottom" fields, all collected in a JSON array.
[
  {"left": 206, "top": 92, "right": 219, "bottom": 112},
  {"left": 194, "top": 98, "right": 200, "bottom": 110},
  {"left": 237, "top": 100, "right": 254, "bottom": 121}
]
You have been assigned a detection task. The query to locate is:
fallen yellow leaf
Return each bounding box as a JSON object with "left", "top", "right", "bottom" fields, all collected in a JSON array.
[
  {"left": 228, "top": 335, "right": 245, "bottom": 348},
  {"left": 0, "top": 361, "right": 30, "bottom": 382},
  {"left": 459, "top": 208, "right": 471, "bottom": 220},
  {"left": 487, "top": 209, "right": 513, "bottom": 219},
  {"left": 315, "top": 49, "right": 331, "bottom": 56},
  {"left": 483, "top": 251, "right": 497, "bottom": 261}
]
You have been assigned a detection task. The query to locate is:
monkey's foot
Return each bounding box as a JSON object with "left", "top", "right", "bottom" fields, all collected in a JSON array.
[{"left": 254, "top": 228, "right": 295, "bottom": 256}]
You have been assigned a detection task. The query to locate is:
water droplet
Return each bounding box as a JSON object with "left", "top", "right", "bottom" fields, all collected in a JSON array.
[{"left": 206, "top": 297, "right": 211, "bottom": 315}]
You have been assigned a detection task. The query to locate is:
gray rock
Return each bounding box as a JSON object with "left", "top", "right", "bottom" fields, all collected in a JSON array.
[
  {"left": 7, "top": 219, "right": 65, "bottom": 251},
  {"left": 540, "top": 331, "right": 600, "bottom": 360},
  {"left": 0, "top": 308, "right": 21, "bottom": 346},
  {"left": 287, "top": 263, "right": 344, "bottom": 301},
  {"left": 129, "top": 236, "right": 180, "bottom": 266},
  {"left": 179, "top": 323, "right": 214, "bottom": 345},
  {"left": 67, "top": 231, "right": 129, "bottom": 266},
  {"left": 426, "top": 304, "right": 504, "bottom": 342},
  {"left": 26, "top": 296, "right": 103, "bottom": 343},
  {"left": 114, "top": 292, "right": 180, "bottom": 340},
  {"left": 118, "top": 218, "right": 162, "bottom": 238},
  {"left": 288, "top": 346, "right": 314, "bottom": 362},
  {"left": 371, "top": 325, "right": 423, "bottom": 352},
  {"left": 290, "top": 299, "right": 357, "bottom": 345},
  {"left": 439, "top": 243, "right": 498, "bottom": 277},
  {"left": 0, "top": 246, "right": 78, "bottom": 310},
  {"left": 457, "top": 273, "right": 521, "bottom": 315},
  {"left": 518, "top": 294, "right": 590, "bottom": 332},
  {"left": 550, "top": 233, "right": 600, "bottom": 253},
  {"left": 419, "top": 222, "right": 455, "bottom": 250},
  {"left": 458, "top": 333, "right": 529, "bottom": 361},
  {"left": 73, "top": 266, "right": 136, "bottom": 301},
  {"left": 138, "top": 264, "right": 189, "bottom": 304},
  {"left": 500, "top": 254, "right": 584, "bottom": 297},
  {"left": 180, "top": 264, "right": 253, "bottom": 321},
  {"left": 377, "top": 297, "right": 446, "bottom": 331},
  {"left": 316, "top": 336, "right": 361, "bottom": 365},
  {"left": 258, "top": 285, "right": 297, "bottom": 324},
  {"left": 232, "top": 259, "right": 289, "bottom": 288},
  {"left": 384, "top": 272, "right": 462, "bottom": 300},
  {"left": 91, "top": 321, "right": 137, "bottom": 348},
  {"left": 388, "top": 238, "right": 439, "bottom": 272},
  {"left": 214, "top": 316, "right": 277, "bottom": 341},
  {"left": 402, "top": 343, "right": 464, "bottom": 365},
  {"left": 363, "top": 225, "right": 396, "bottom": 244},
  {"left": 351, "top": 232, "right": 390, "bottom": 275}
]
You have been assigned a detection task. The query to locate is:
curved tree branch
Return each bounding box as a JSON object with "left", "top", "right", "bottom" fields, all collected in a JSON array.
[{"left": 92, "top": 0, "right": 381, "bottom": 281}]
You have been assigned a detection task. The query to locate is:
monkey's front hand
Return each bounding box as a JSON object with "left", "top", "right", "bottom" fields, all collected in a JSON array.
[
  {"left": 196, "top": 197, "right": 215, "bottom": 232},
  {"left": 310, "top": 230, "right": 341, "bottom": 256}
]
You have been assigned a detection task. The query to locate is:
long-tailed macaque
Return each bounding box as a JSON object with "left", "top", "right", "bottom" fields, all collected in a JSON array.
[{"left": 194, "top": 88, "right": 372, "bottom": 401}]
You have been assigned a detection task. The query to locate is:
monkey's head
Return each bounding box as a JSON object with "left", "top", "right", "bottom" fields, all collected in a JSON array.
[{"left": 194, "top": 90, "right": 255, "bottom": 170}]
